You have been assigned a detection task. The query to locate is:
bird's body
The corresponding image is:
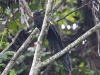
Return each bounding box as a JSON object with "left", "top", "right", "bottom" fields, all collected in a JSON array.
[{"left": 33, "top": 10, "right": 71, "bottom": 71}]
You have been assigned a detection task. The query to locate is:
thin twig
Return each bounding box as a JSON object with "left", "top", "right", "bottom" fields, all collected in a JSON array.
[
  {"left": 0, "top": 29, "right": 23, "bottom": 54},
  {"left": 20, "top": 6, "right": 30, "bottom": 28},
  {"left": 56, "top": 1, "right": 91, "bottom": 22}
]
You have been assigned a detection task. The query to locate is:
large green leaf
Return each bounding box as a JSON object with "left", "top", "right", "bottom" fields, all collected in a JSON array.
[{"left": 9, "top": 70, "right": 17, "bottom": 75}]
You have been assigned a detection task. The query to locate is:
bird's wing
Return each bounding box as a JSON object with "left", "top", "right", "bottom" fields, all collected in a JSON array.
[{"left": 48, "top": 24, "right": 64, "bottom": 49}]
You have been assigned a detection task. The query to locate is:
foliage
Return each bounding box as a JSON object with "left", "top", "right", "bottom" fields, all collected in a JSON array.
[{"left": 0, "top": 0, "right": 99, "bottom": 75}]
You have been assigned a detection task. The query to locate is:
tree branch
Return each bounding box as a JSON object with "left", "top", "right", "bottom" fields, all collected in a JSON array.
[
  {"left": 41, "top": 23, "right": 100, "bottom": 66},
  {"left": 0, "top": 29, "right": 23, "bottom": 54},
  {"left": 56, "top": 1, "right": 91, "bottom": 22},
  {"left": 19, "top": 0, "right": 32, "bottom": 18},
  {"left": 1, "top": 28, "right": 39, "bottom": 75},
  {"left": 34, "top": 23, "right": 100, "bottom": 71},
  {"left": 29, "top": 0, "right": 54, "bottom": 75},
  {"left": 53, "top": 0, "right": 65, "bottom": 13}
]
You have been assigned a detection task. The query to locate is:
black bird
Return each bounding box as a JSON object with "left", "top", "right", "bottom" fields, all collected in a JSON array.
[
  {"left": 33, "top": 10, "right": 71, "bottom": 71},
  {"left": 7, "top": 29, "right": 29, "bottom": 50}
]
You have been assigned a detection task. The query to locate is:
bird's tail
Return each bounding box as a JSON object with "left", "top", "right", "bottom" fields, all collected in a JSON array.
[{"left": 48, "top": 38, "right": 71, "bottom": 71}]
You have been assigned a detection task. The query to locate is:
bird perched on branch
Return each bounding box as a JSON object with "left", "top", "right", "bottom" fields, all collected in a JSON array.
[{"left": 33, "top": 10, "right": 72, "bottom": 71}]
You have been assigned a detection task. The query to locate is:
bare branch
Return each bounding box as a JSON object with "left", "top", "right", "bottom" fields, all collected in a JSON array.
[
  {"left": 41, "top": 23, "right": 100, "bottom": 66},
  {"left": 36, "top": 23, "right": 100, "bottom": 71},
  {"left": 29, "top": 0, "right": 54, "bottom": 75},
  {"left": 0, "top": 29, "right": 23, "bottom": 54},
  {"left": 19, "top": 0, "right": 33, "bottom": 28},
  {"left": 1, "top": 28, "right": 39, "bottom": 75},
  {"left": 19, "top": 3, "right": 29, "bottom": 27},
  {"left": 19, "top": 0, "right": 32, "bottom": 18},
  {"left": 53, "top": 0, "right": 65, "bottom": 13}
]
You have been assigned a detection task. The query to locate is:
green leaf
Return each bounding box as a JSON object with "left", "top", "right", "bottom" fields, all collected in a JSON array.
[
  {"left": 55, "top": 66, "right": 60, "bottom": 72},
  {"left": 67, "top": 0, "right": 71, "bottom": 2},
  {"left": 79, "top": 62, "right": 84, "bottom": 67},
  {"left": 65, "top": 31, "right": 71, "bottom": 35},
  {"left": 0, "top": 53, "right": 7, "bottom": 60},
  {"left": 0, "top": 42, "right": 4, "bottom": 50},
  {"left": 5, "top": 42, "right": 9, "bottom": 47},
  {"left": 0, "top": 63, "right": 5, "bottom": 67},
  {"left": 15, "top": 12, "right": 21, "bottom": 18},
  {"left": 15, "top": 20, "right": 21, "bottom": 27},
  {"left": 17, "top": 55, "right": 25, "bottom": 63},
  {"left": 41, "top": 56, "right": 48, "bottom": 61},
  {"left": 9, "top": 70, "right": 16, "bottom": 75},
  {"left": 11, "top": 4, "right": 19, "bottom": 8},
  {"left": 7, "top": 21, "right": 18, "bottom": 32},
  {"left": 1, "top": 28, "right": 7, "bottom": 36},
  {"left": 66, "top": 14, "right": 76, "bottom": 22},
  {"left": 84, "top": 68, "right": 94, "bottom": 75},
  {"left": 72, "top": 68, "right": 79, "bottom": 74},
  {"left": 44, "top": 40, "right": 49, "bottom": 47},
  {"left": 58, "top": 20, "right": 63, "bottom": 25},
  {"left": 0, "top": 41, "right": 9, "bottom": 50},
  {"left": 75, "top": 11, "right": 80, "bottom": 17},
  {"left": 6, "top": 51, "right": 15, "bottom": 56},
  {"left": 7, "top": 20, "right": 21, "bottom": 35},
  {"left": 0, "top": 59, "right": 2, "bottom": 63},
  {"left": 29, "top": 4, "right": 38, "bottom": 11}
]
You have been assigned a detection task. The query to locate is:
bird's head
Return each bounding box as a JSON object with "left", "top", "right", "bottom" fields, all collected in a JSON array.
[
  {"left": 33, "top": 9, "right": 44, "bottom": 29},
  {"left": 33, "top": 9, "right": 43, "bottom": 17}
]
